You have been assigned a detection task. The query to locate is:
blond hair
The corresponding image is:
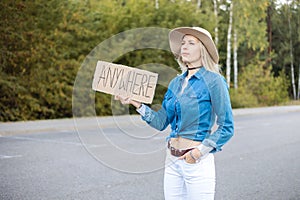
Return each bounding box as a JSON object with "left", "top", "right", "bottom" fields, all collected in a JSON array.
[{"left": 176, "top": 41, "right": 220, "bottom": 74}]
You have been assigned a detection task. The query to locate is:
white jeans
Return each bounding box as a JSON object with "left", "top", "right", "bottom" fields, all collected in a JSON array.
[{"left": 164, "top": 150, "right": 216, "bottom": 200}]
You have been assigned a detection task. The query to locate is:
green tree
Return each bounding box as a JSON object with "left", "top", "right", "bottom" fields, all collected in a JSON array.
[
  {"left": 0, "top": 0, "right": 64, "bottom": 120},
  {"left": 230, "top": 60, "right": 289, "bottom": 108},
  {"left": 269, "top": 0, "right": 300, "bottom": 99},
  {"left": 0, "top": 0, "right": 297, "bottom": 121}
]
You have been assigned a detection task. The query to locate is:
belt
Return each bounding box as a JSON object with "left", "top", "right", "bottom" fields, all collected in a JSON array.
[{"left": 167, "top": 141, "right": 194, "bottom": 157}]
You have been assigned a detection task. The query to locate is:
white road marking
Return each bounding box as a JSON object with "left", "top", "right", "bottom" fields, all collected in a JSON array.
[
  {"left": 2, "top": 136, "right": 107, "bottom": 148},
  {"left": 0, "top": 154, "right": 22, "bottom": 159},
  {"left": 234, "top": 125, "right": 245, "bottom": 130}
]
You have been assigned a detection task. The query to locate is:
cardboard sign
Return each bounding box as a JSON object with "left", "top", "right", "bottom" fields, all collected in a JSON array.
[{"left": 92, "top": 61, "right": 158, "bottom": 104}]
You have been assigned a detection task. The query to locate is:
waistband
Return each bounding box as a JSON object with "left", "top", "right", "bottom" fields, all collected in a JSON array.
[{"left": 167, "top": 140, "right": 194, "bottom": 157}]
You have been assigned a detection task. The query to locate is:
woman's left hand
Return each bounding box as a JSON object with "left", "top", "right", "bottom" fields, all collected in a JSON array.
[{"left": 178, "top": 149, "right": 201, "bottom": 164}]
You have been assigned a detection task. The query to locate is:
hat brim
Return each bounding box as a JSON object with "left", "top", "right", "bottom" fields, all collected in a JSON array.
[{"left": 169, "top": 27, "right": 219, "bottom": 64}]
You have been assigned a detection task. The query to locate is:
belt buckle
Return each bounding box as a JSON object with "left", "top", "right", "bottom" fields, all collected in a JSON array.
[
  {"left": 174, "top": 148, "right": 182, "bottom": 157},
  {"left": 168, "top": 141, "right": 183, "bottom": 157}
]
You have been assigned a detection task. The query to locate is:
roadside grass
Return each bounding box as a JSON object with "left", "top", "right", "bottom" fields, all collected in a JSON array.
[{"left": 279, "top": 100, "right": 300, "bottom": 106}]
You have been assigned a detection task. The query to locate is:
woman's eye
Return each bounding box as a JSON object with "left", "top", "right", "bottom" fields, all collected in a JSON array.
[{"left": 181, "top": 41, "right": 195, "bottom": 45}]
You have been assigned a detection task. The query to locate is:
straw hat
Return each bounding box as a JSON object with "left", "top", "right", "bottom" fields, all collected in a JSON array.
[{"left": 169, "top": 27, "right": 219, "bottom": 63}]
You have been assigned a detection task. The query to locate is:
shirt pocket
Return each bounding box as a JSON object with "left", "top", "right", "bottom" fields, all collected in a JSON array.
[
  {"left": 185, "top": 90, "right": 210, "bottom": 102},
  {"left": 180, "top": 90, "right": 210, "bottom": 114}
]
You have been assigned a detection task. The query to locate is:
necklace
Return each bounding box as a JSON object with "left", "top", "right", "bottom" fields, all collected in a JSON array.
[{"left": 187, "top": 66, "right": 203, "bottom": 70}]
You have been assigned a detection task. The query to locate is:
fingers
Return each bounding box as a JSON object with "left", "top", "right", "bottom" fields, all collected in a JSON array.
[
  {"left": 178, "top": 151, "right": 196, "bottom": 164},
  {"left": 178, "top": 155, "right": 185, "bottom": 160},
  {"left": 114, "top": 95, "right": 120, "bottom": 100},
  {"left": 120, "top": 97, "right": 130, "bottom": 105},
  {"left": 114, "top": 95, "right": 142, "bottom": 109},
  {"left": 114, "top": 95, "right": 131, "bottom": 105}
]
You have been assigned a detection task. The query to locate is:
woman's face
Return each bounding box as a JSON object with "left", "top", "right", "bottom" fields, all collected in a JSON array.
[{"left": 180, "top": 35, "right": 202, "bottom": 66}]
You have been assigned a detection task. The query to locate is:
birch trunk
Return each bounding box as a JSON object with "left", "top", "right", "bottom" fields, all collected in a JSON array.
[
  {"left": 233, "top": 29, "right": 238, "bottom": 89},
  {"left": 226, "top": 2, "right": 233, "bottom": 87},
  {"left": 213, "top": 0, "right": 218, "bottom": 46},
  {"left": 197, "top": 0, "right": 201, "bottom": 8},
  {"left": 287, "top": 1, "right": 296, "bottom": 99},
  {"left": 298, "top": 64, "right": 300, "bottom": 100},
  {"left": 155, "top": 0, "right": 159, "bottom": 9}
]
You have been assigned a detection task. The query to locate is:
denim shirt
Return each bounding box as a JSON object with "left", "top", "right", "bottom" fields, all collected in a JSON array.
[{"left": 141, "top": 67, "right": 234, "bottom": 152}]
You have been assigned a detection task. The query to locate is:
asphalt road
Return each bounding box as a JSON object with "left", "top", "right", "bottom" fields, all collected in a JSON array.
[{"left": 0, "top": 106, "right": 300, "bottom": 200}]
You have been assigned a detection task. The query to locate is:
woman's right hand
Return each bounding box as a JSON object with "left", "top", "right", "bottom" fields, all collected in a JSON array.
[
  {"left": 114, "top": 95, "right": 130, "bottom": 104},
  {"left": 114, "top": 95, "right": 142, "bottom": 109}
]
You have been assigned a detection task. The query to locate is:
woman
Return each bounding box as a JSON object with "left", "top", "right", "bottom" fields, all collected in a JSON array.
[{"left": 116, "top": 27, "right": 234, "bottom": 200}]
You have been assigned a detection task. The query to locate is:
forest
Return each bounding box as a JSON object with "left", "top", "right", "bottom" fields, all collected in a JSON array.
[{"left": 1, "top": 0, "right": 300, "bottom": 121}]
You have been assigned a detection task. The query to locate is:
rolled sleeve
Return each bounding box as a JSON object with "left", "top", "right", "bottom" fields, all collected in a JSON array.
[{"left": 136, "top": 104, "right": 146, "bottom": 116}]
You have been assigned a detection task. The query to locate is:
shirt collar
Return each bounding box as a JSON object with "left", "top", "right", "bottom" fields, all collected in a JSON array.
[{"left": 180, "top": 67, "right": 206, "bottom": 80}]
